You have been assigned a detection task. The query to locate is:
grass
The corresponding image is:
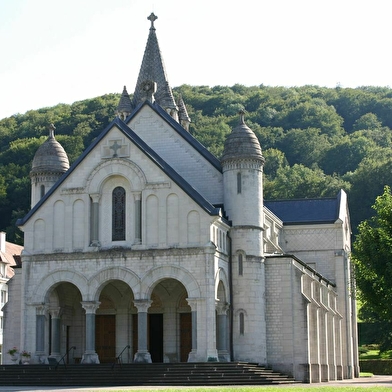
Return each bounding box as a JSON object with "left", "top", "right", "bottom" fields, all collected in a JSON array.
[
  {"left": 359, "top": 344, "right": 392, "bottom": 359},
  {"left": 92, "top": 388, "right": 392, "bottom": 392}
]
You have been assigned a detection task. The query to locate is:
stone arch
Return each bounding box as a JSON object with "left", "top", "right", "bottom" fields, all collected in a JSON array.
[
  {"left": 89, "top": 266, "right": 141, "bottom": 301},
  {"left": 86, "top": 159, "right": 147, "bottom": 194},
  {"left": 215, "top": 267, "right": 230, "bottom": 302},
  {"left": 140, "top": 265, "right": 201, "bottom": 299},
  {"left": 33, "top": 269, "right": 89, "bottom": 303}
]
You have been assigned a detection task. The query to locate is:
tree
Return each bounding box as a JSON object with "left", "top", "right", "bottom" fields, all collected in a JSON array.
[
  {"left": 264, "top": 164, "right": 350, "bottom": 200},
  {"left": 353, "top": 186, "right": 392, "bottom": 351}
]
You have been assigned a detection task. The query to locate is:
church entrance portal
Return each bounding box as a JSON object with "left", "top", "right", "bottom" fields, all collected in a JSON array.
[
  {"left": 147, "top": 278, "right": 192, "bottom": 362},
  {"left": 149, "top": 314, "right": 163, "bottom": 362},
  {"left": 180, "top": 313, "right": 192, "bottom": 362},
  {"left": 95, "top": 315, "right": 116, "bottom": 363}
]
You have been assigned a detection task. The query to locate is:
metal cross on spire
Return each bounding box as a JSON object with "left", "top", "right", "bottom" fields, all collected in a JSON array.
[{"left": 148, "top": 12, "right": 158, "bottom": 29}]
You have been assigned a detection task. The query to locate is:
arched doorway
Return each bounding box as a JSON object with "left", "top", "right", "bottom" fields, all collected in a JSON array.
[
  {"left": 45, "top": 282, "right": 83, "bottom": 363},
  {"left": 96, "top": 280, "right": 135, "bottom": 363},
  {"left": 148, "top": 278, "right": 191, "bottom": 362}
]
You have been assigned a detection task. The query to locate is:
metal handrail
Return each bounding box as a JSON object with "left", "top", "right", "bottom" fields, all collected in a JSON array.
[
  {"left": 53, "top": 346, "right": 76, "bottom": 369},
  {"left": 111, "top": 345, "right": 130, "bottom": 369}
]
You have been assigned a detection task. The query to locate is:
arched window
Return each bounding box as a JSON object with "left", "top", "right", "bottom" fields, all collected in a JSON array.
[
  {"left": 239, "top": 312, "right": 245, "bottom": 335},
  {"left": 238, "top": 253, "right": 243, "bottom": 276},
  {"left": 112, "top": 186, "right": 125, "bottom": 241},
  {"left": 40, "top": 185, "right": 45, "bottom": 199},
  {"left": 237, "top": 172, "right": 242, "bottom": 194}
]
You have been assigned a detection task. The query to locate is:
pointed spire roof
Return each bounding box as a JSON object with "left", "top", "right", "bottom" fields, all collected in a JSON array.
[
  {"left": 132, "top": 13, "right": 177, "bottom": 111},
  {"left": 177, "top": 94, "right": 191, "bottom": 123},
  {"left": 116, "top": 86, "right": 133, "bottom": 115}
]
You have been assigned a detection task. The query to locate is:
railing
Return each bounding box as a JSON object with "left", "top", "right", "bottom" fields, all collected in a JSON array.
[
  {"left": 112, "top": 345, "right": 130, "bottom": 369},
  {"left": 50, "top": 346, "right": 76, "bottom": 370}
]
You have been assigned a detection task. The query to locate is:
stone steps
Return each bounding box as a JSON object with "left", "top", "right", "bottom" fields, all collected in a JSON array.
[{"left": 0, "top": 362, "right": 296, "bottom": 386}]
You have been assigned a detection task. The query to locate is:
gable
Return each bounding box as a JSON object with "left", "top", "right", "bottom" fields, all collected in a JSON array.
[
  {"left": 18, "top": 119, "right": 226, "bottom": 254},
  {"left": 127, "top": 102, "right": 223, "bottom": 204},
  {"left": 17, "top": 117, "right": 221, "bottom": 228}
]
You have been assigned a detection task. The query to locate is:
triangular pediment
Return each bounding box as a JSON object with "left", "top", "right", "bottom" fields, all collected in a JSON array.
[{"left": 17, "top": 113, "right": 222, "bottom": 227}]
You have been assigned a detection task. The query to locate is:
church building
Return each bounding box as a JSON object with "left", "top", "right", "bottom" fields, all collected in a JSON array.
[{"left": 3, "top": 13, "right": 359, "bottom": 383}]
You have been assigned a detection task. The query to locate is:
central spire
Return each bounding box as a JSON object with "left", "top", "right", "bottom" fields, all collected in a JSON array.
[
  {"left": 117, "top": 14, "right": 190, "bottom": 130},
  {"left": 131, "top": 13, "right": 177, "bottom": 114}
]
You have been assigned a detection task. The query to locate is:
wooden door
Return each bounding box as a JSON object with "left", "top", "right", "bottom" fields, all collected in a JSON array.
[
  {"left": 180, "top": 313, "right": 192, "bottom": 362},
  {"left": 95, "top": 315, "right": 116, "bottom": 363},
  {"left": 149, "top": 314, "right": 163, "bottom": 362},
  {"left": 132, "top": 314, "right": 138, "bottom": 358}
]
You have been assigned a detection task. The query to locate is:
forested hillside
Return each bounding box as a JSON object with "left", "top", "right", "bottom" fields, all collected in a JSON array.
[{"left": 1, "top": 84, "right": 392, "bottom": 245}]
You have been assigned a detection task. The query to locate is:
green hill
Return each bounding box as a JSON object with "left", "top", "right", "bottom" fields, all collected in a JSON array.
[{"left": 2, "top": 84, "right": 392, "bottom": 244}]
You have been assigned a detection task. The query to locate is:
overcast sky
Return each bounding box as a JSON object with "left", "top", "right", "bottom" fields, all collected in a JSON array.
[{"left": 0, "top": 0, "right": 390, "bottom": 120}]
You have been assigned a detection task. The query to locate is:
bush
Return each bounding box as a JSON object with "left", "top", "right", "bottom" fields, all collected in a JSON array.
[{"left": 360, "top": 360, "right": 392, "bottom": 375}]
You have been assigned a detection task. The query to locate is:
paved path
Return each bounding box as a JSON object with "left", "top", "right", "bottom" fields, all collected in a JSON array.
[{"left": 1, "top": 376, "right": 392, "bottom": 391}]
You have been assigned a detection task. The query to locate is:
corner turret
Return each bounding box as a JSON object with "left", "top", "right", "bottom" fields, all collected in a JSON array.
[{"left": 30, "top": 124, "right": 69, "bottom": 208}]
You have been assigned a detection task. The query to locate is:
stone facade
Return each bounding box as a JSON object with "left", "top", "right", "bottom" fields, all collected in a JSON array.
[{"left": 2, "top": 14, "right": 358, "bottom": 383}]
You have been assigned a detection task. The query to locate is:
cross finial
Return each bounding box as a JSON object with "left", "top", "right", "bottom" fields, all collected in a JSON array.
[
  {"left": 148, "top": 12, "right": 158, "bottom": 29},
  {"left": 238, "top": 109, "right": 246, "bottom": 124},
  {"left": 49, "top": 123, "right": 56, "bottom": 138}
]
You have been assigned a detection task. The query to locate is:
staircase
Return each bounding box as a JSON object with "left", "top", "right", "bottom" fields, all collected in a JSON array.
[{"left": 0, "top": 362, "right": 296, "bottom": 387}]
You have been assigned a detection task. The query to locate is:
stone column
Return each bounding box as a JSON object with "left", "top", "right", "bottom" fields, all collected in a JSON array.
[
  {"left": 204, "top": 242, "right": 219, "bottom": 361},
  {"left": 134, "top": 193, "right": 142, "bottom": 244},
  {"left": 90, "top": 194, "right": 101, "bottom": 247},
  {"left": 133, "top": 299, "right": 152, "bottom": 363},
  {"left": 35, "top": 305, "right": 47, "bottom": 361},
  {"left": 49, "top": 308, "right": 61, "bottom": 359},
  {"left": 216, "top": 301, "right": 230, "bottom": 362},
  {"left": 81, "top": 301, "right": 100, "bottom": 364},
  {"left": 186, "top": 298, "right": 200, "bottom": 362}
]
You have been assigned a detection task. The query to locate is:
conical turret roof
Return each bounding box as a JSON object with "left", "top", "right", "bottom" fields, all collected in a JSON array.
[
  {"left": 221, "top": 110, "right": 264, "bottom": 163},
  {"left": 116, "top": 86, "right": 133, "bottom": 114},
  {"left": 31, "top": 124, "right": 70, "bottom": 175}
]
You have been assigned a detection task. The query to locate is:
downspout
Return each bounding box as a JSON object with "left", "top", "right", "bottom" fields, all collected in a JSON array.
[{"left": 227, "top": 232, "right": 234, "bottom": 361}]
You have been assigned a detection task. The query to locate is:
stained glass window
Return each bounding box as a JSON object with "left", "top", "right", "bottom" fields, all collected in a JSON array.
[{"left": 112, "top": 187, "right": 125, "bottom": 241}]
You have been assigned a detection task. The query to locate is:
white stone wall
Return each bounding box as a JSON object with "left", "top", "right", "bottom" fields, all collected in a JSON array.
[
  {"left": 16, "top": 244, "right": 230, "bottom": 364},
  {"left": 21, "top": 125, "right": 222, "bottom": 255},
  {"left": 279, "top": 218, "right": 358, "bottom": 379},
  {"left": 2, "top": 269, "right": 22, "bottom": 364},
  {"left": 128, "top": 106, "right": 223, "bottom": 205},
  {"left": 265, "top": 256, "right": 343, "bottom": 382}
]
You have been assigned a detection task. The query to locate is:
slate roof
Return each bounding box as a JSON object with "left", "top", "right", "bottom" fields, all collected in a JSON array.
[
  {"left": 31, "top": 125, "right": 69, "bottom": 175},
  {"left": 116, "top": 86, "right": 133, "bottom": 114},
  {"left": 132, "top": 13, "right": 177, "bottom": 111},
  {"left": 265, "top": 192, "right": 343, "bottom": 225},
  {"left": 221, "top": 111, "right": 264, "bottom": 163},
  {"left": 17, "top": 102, "right": 222, "bottom": 227}
]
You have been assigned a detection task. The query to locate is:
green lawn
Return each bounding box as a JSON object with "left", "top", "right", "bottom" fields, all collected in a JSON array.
[
  {"left": 359, "top": 344, "right": 392, "bottom": 359},
  {"left": 96, "top": 387, "right": 391, "bottom": 392}
]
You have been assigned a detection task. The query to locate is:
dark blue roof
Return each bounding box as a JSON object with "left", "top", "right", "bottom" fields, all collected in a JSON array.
[
  {"left": 265, "top": 196, "right": 340, "bottom": 225},
  {"left": 17, "top": 109, "right": 221, "bottom": 227}
]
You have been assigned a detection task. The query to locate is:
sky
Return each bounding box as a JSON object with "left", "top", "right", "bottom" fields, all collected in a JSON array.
[{"left": 0, "top": 0, "right": 391, "bottom": 120}]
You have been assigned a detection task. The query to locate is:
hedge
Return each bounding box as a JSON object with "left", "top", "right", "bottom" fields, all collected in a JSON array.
[{"left": 360, "top": 360, "right": 392, "bottom": 375}]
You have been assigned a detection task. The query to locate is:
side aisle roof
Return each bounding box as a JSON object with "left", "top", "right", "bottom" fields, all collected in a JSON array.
[{"left": 265, "top": 190, "right": 348, "bottom": 225}]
